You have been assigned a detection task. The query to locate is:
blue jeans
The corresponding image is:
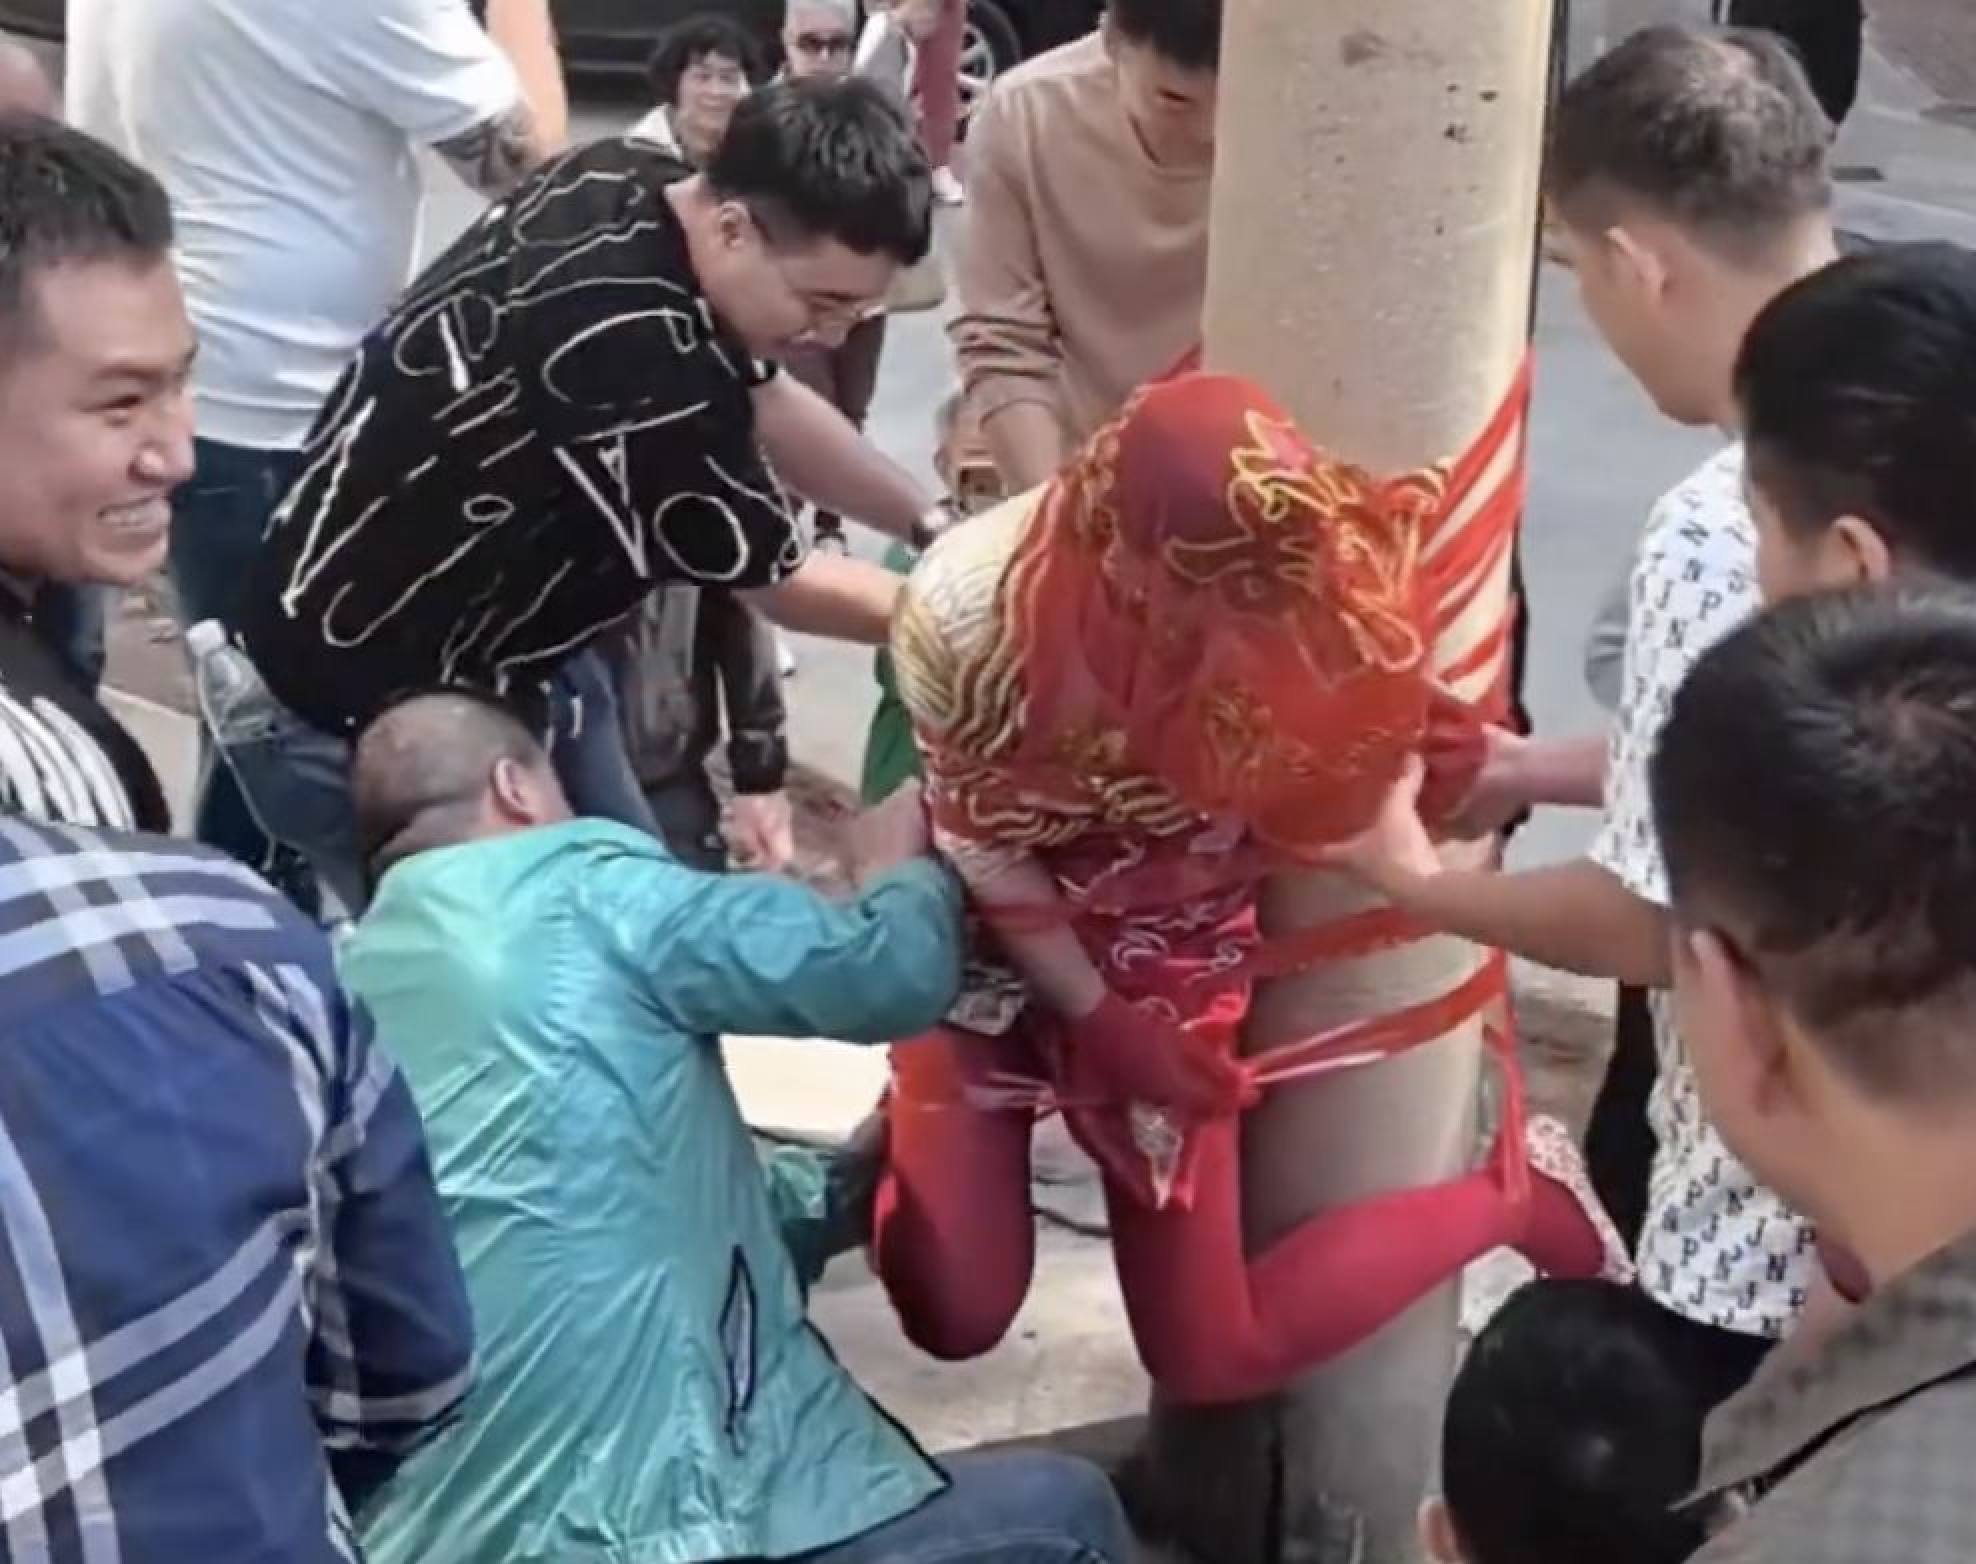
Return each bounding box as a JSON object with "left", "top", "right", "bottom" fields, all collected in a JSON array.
[
  {"left": 172, "top": 438, "right": 305, "bottom": 880},
  {"left": 796, "top": 1452, "right": 1133, "bottom": 1564},
  {"left": 546, "top": 643, "right": 668, "bottom": 837},
  {"left": 204, "top": 643, "right": 660, "bottom": 916}
]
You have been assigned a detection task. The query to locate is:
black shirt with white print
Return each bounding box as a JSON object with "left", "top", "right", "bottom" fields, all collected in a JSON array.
[
  {"left": 0, "top": 578, "right": 168, "bottom": 832},
  {"left": 240, "top": 138, "right": 805, "bottom": 735}
]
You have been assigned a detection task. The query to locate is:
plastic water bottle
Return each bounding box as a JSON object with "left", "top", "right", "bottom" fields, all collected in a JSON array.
[
  {"left": 187, "top": 619, "right": 276, "bottom": 745},
  {"left": 185, "top": 623, "right": 345, "bottom": 921},
  {"left": 184, "top": 618, "right": 232, "bottom": 675}
]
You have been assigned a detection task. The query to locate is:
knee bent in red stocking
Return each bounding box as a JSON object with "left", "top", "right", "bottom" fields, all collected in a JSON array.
[{"left": 872, "top": 1026, "right": 1039, "bottom": 1359}]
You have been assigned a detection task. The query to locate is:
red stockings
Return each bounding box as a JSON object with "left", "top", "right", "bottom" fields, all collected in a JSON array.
[{"left": 870, "top": 1024, "right": 1607, "bottom": 1405}]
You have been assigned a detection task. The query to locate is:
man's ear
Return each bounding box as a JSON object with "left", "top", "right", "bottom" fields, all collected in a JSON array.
[
  {"left": 489, "top": 756, "right": 534, "bottom": 820},
  {"left": 1826, "top": 513, "right": 1896, "bottom": 585},
  {"left": 1687, "top": 926, "right": 1794, "bottom": 1111},
  {"left": 714, "top": 199, "right": 755, "bottom": 254},
  {"left": 1419, "top": 1497, "right": 1464, "bottom": 1564},
  {"left": 1604, "top": 221, "right": 1670, "bottom": 302}
]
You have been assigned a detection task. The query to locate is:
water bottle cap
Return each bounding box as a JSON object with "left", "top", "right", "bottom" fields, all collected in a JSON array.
[{"left": 185, "top": 620, "right": 226, "bottom": 657}]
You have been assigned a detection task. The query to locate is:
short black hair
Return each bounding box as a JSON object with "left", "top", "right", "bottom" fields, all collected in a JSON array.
[
  {"left": 1736, "top": 241, "right": 1976, "bottom": 584},
  {"left": 707, "top": 75, "right": 931, "bottom": 265},
  {"left": 1106, "top": 0, "right": 1222, "bottom": 72},
  {"left": 0, "top": 116, "right": 173, "bottom": 340},
  {"left": 646, "top": 12, "right": 766, "bottom": 107},
  {"left": 1653, "top": 584, "right": 1976, "bottom": 1102},
  {"left": 353, "top": 688, "right": 549, "bottom": 879},
  {"left": 1444, "top": 1281, "right": 1724, "bottom": 1564},
  {"left": 1547, "top": 25, "right": 1830, "bottom": 258}
]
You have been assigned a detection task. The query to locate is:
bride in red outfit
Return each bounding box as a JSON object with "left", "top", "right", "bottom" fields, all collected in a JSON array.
[{"left": 872, "top": 370, "right": 1627, "bottom": 1403}]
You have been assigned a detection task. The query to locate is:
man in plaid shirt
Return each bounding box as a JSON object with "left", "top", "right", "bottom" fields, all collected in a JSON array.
[{"left": 0, "top": 814, "right": 472, "bottom": 1560}]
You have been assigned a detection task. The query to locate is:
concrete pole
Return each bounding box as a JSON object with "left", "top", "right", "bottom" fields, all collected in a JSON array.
[{"left": 1136, "top": 6, "right": 1559, "bottom": 1561}]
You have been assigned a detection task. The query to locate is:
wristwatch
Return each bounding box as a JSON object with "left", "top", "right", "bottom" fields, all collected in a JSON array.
[{"left": 908, "top": 498, "right": 960, "bottom": 552}]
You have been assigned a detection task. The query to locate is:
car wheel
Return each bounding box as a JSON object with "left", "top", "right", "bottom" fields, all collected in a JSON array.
[{"left": 958, "top": 0, "right": 1020, "bottom": 132}]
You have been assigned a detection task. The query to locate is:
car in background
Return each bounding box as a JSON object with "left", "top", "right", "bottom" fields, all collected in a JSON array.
[
  {"left": 557, "top": 0, "right": 1099, "bottom": 126},
  {"left": 0, "top": 0, "right": 54, "bottom": 41},
  {"left": 1, "top": 0, "right": 1103, "bottom": 128}
]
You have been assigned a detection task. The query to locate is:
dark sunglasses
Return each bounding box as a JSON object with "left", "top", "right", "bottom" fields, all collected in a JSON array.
[{"left": 792, "top": 31, "right": 854, "bottom": 55}]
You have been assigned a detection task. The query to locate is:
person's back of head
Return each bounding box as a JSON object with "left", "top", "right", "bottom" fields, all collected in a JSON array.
[
  {"left": 0, "top": 117, "right": 191, "bottom": 586},
  {"left": 1431, "top": 1280, "right": 1722, "bottom": 1564},
  {"left": 1736, "top": 241, "right": 1976, "bottom": 599},
  {"left": 352, "top": 689, "right": 571, "bottom": 889},
  {"left": 1653, "top": 584, "right": 1976, "bottom": 1257},
  {"left": 1546, "top": 24, "right": 1834, "bottom": 425},
  {"left": 1549, "top": 24, "right": 1832, "bottom": 254}
]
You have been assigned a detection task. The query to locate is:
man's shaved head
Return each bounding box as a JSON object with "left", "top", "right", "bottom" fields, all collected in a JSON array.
[
  {"left": 353, "top": 690, "right": 567, "bottom": 881},
  {"left": 0, "top": 39, "right": 56, "bottom": 118}
]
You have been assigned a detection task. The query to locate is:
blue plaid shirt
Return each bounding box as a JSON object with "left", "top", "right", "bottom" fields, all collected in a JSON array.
[{"left": 0, "top": 816, "right": 473, "bottom": 1561}]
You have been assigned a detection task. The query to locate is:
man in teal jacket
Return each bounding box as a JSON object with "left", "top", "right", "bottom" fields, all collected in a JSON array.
[{"left": 339, "top": 690, "right": 1132, "bottom": 1564}]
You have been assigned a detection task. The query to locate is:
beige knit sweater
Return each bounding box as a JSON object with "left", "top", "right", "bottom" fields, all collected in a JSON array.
[{"left": 948, "top": 32, "right": 1211, "bottom": 448}]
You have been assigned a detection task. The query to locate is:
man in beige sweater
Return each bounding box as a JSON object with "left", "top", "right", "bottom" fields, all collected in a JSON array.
[{"left": 950, "top": 0, "right": 1219, "bottom": 493}]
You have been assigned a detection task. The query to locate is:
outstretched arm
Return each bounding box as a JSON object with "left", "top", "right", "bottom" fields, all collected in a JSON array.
[
  {"left": 1396, "top": 860, "right": 1670, "bottom": 986},
  {"left": 586, "top": 836, "right": 966, "bottom": 1044},
  {"left": 1326, "top": 759, "right": 1672, "bottom": 986},
  {"left": 752, "top": 370, "right": 935, "bottom": 543},
  {"left": 1443, "top": 727, "right": 1609, "bottom": 839},
  {"left": 743, "top": 551, "right": 904, "bottom": 645}
]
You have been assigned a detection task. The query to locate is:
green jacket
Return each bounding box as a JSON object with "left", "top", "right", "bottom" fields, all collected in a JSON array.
[
  {"left": 342, "top": 819, "right": 962, "bottom": 1563},
  {"left": 862, "top": 541, "right": 926, "bottom": 806}
]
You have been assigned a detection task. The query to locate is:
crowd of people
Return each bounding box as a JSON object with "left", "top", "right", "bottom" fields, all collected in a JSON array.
[{"left": 0, "top": 0, "right": 1969, "bottom": 1562}]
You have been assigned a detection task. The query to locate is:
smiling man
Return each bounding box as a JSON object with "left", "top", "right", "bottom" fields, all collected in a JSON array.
[{"left": 0, "top": 120, "right": 194, "bottom": 829}]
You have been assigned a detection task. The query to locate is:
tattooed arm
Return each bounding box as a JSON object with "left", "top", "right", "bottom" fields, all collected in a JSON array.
[
  {"left": 434, "top": 0, "right": 567, "bottom": 196},
  {"left": 433, "top": 100, "right": 555, "bottom": 196}
]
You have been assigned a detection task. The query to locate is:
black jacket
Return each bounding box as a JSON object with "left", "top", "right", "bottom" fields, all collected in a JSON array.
[{"left": 612, "top": 586, "right": 788, "bottom": 795}]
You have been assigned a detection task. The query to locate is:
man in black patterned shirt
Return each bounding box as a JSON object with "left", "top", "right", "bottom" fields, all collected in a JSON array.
[{"left": 212, "top": 77, "right": 944, "bottom": 910}]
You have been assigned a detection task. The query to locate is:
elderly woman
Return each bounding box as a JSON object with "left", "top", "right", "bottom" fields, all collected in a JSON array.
[
  {"left": 871, "top": 371, "right": 1629, "bottom": 1403},
  {"left": 632, "top": 13, "right": 764, "bottom": 166}
]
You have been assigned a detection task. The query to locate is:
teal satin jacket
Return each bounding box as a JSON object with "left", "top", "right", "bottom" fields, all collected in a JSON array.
[{"left": 342, "top": 818, "right": 963, "bottom": 1563}]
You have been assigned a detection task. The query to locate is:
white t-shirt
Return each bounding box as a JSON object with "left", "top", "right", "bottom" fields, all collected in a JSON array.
[
  {"left": 66, "top": 0, "right": 519, "bottom": 451},
  {"left": 1588, "top": 442, "right": 1819, "bottom": 1339}
]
